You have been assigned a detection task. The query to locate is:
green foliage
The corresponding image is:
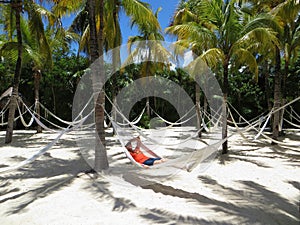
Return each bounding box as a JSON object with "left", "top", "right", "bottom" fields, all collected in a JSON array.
[
  {"left": 19, "top": 50, "right": 89, "bottom": 123},
  {"left": 288, "top": 52, "right": 300, "bottom": 110},
  {"left": 0, "top": 59, "right": 14, "bottom": 94},
  {"left": 139, "top": 113, "right": 150, "bottom": 129},
  {"left": 228, "top": 70, "right": 265, "bottom": 119}
]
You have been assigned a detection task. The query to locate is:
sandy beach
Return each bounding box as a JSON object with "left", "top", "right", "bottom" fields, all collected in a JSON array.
[{"left": 0, "top": 128, "right": 299, "bottom": 225}]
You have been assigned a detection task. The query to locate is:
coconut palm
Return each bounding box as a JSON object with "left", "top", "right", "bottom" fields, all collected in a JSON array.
[
  {"left": 1, "top": 0, "right": 23, "bottom": 144},
  {"left": 60, "top": 0, "right": 161, "bottom": 170},
  {"left": 83, "top": 0, "right": 108, "bottom": 171},
  {"left": 167, "top": 0, "right": 279, "bottom": 154},
  {"left": 269, "top": 0, "right": 300, "bottom": 139},
  {"left": 1, "top": 1, "right": 76, "bottom": 134},
  {"left": 243, "top": 0, "right": 300, "bottom": 140},
  {"left": 126, "top": 7, "right": 172, "bottom": 116}
]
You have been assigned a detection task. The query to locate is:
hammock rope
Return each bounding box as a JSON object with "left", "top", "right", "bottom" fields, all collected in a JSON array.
[
  {"left": 0, "top": 94, "right": 96, "bottom": 175},
  {"left": 290, "top": 106, "right": 300, "bottom": 120},
  {"left": 283, "top": 118, "right": 300, "bottom": 129},
  {"left": 110, "top": 117, "right": 223, "bottom": 172},
  {"left": 38, "top": 101, "right": 83, "bottom": 125},
  {"left": 103, "top": 93, "right": 210, "bottom": 147},
  {"left": 286, "top": 108, "right": 300, "bottom": 123},
  {"left": 227, "top": 99, "right": 300, "bottom": 146},
  {"left": 17, "top": 100, "right": 35, "bottom": 128},
  {"left": 114, "top": 105, "right": 147, "bottom": 126},
  {"left": 102, "top": 96, "right": 224, "bottom": 172},
  {"left": 149, "top": 104, "right": 197, "bottom": 127}
]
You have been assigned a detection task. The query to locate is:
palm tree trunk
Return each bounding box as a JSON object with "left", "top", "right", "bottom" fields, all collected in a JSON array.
[
  {"left": 34, "top": 70, "right": 42, "bottom": 133},
  {"left": 88, "top": 0, "right": 108, "bottom": 171},
  {"left": 279, "top": 59, "right": 289, "bottom": 134},
  {"left": 263, "top": 62, "right": 272, "bottom": 111},
  {"left": 272, "top": 47, "right": 281, "bottom": 142},
  {"left": 51, "top": 85, "right": 56, "bottom": 114},
  {"left": 111, "top": 94, "right": 117, "bottom": 124},
  {"left": 195, "top": 82, "right": 202, "bottom": 137},
  {"left": 5, "top": 0, "right": 23, "bottom": 144},
  {"left": 222, "top": 57, "right": 229, "bottom": 154},
  {"left": 203, "top": 95, "right": 208, "bottom": 128}
]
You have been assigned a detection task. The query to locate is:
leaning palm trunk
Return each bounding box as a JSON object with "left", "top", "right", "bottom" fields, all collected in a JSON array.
[
  {"left": 263, "top": 63, "right": 272, "bottom": 112},
  {"left": 272, "top": 48, "right": 281, "bottom": 142},
  {"left": 34, "top": 70, "right": 42, "bottom": 133},
  {"left": 87, "top": 0, "right": 108, "bottom": 171},
  {"left": 221, "top": 58, "right": 229, "bottom": 154},
  {"left": 5, "top": 0, "right": 23, "bottom": 144},
  {"left": 279, "top": 60, "right": 289, "bottom": 134},
  {"left": 195, "top": 83, "right": 202, "bottom": 137}
]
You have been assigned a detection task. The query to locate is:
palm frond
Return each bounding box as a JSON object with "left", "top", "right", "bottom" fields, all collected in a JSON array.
[
  {"left": 290, "top": 20, "right": 300, "bottom": 51},
  {"left": 271, "top": 0, "right": 300, "bottom": 24},
  {"left": 0, "top": 42, "right": 42, "bottom": 67},
  {"left": 3, "top": 4, "right": 14, "bottom": 41},
  {"left": 200, "top": 48, "right": 224, "bottom": 70},
  {"left": 0, "top": 41, "right": 18, "bottom": 62},
  {"left": 79, "top": 25, "right": 90, "bottom": 54},
  {"left": 199, "top": 0, "right": 224, "bottom": 27},
  {"left": 51, "top": 0, "right": 83, "bottom": 18},
  {"left": 232, "top": 48, "right": 258, "bottom": 81},
  {"left": 127, "top": 35, "right": 144, "bottom": 53},
  {"left": 122, "top": 0, "right": 160, "bottom": 31},
  {"left": 242, "top": 13, "right": 282, "bottom": 37},
  {"left": 238, "top": 27, "right": 280, "bottom": 53},
  {"left": 170, "top": 39, "right": 190, "bottom": 57},
  {"left": 172, "top": 8, "right": 198, "bottom": 25}
]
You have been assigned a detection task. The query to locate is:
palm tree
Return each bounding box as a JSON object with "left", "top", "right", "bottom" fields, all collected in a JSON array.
[
  {"left": 1, "top": 1, "right": 75, "bottom": 134},
  {"left": 85, "top": 0, "right": 108, "bottom": 171},
  {"left": 167, "top": 5, "right": 208, "bottom": 137},
  {"left": 52, "top": 0, "right": 162, "bottom": 170},
  {"left": 270, "top": 0, "right": 300, "bottom": 139},
  {"left": 64, "top": 0, "right": 161, "bottom": 170},
  {"left": 167, "top": 0, "right": 279, "bottom": 154},
  {"left": 126, "top": 7, "right": 171, "bottom": 116},
  {"left": 23, "top": 2, "right": 53, "bottom": 133},
  {"left": 3, "top": 0, "right": 23, "bottom": 144}
]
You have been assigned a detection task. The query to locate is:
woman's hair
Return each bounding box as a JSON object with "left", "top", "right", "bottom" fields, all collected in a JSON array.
[{"left": 125, "top": 142, "right": 131, "bottom": 148}]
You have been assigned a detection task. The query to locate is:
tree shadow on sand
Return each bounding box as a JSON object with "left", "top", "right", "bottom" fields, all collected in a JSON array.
[
  {"left": 0, "top": 152, "right": 90, "bottom": 215},
  {"left": 130, "top": 176, "right": 299, "bottom": 225},
  {"left": 83, "top": 174, "right": 137, "bottom": 212},
  {"left": 0, "top": 128, "right": 299, "bottom": 224},
  {"left": 0, "top": 131, "right": 92, "bottom": 215},
  {"left": 0, "top": 128, "right": 140, "bottom": 217}
]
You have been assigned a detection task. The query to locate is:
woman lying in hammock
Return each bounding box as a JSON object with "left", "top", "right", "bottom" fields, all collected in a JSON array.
[{"left": 125, "top": 136, "right": 166, "bottom": 168}]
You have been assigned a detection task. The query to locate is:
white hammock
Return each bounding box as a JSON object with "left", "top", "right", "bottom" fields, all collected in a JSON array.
[
  {"left": 0, "top": 95, "right": 96, "bottom": 175},
  {"left": 105, "top": 100, "right": 224, "bottom": 174},
  {"left": 149, "top": 104, "right": 197, "bottom": 127},
  {"left": 227, "top": 98, "right": 300, "bottom": 146},
  {"left": 111, "top": 119, "right": 224, "bottom": 174}
]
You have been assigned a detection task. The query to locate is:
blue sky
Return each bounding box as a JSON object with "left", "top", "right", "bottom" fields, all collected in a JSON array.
[
  {"left": 61, "top": 0, "right": 180, "bottom": 51},
  {"left": 119, "top": 0, "right": 180, "bottom": 43}
]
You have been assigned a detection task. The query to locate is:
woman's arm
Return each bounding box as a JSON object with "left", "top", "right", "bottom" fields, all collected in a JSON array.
[{"left": 136, "top": 136, "right": 141, "bottom": 148}]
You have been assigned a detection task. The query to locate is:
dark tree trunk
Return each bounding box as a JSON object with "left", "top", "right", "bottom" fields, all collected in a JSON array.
[
  {"left": 272, "top": 47, "right": 281, "bottom": 142},
  {"left": 263, "top": 62, "right": 272, "bottom": 112},
  {"left": 51, "top": 85, "right": 56, "bottom": 114},
  {"left": 87, "top": 0, "right": 109, "bottom": 171},
  {"left": 222, "top": 56, "right": 229, "bottom": 154},
  {"left": 279, "top": 59, "right": 289, "bottom": 134},
  {"left": 5, "top": 0, "right": 23, "bottom": 144},
  {"left": 195, "top": 82, "right": 202, "bottom": 137},
  {"left": 34, "top": 70, "right": 42, "bottom": 133}
]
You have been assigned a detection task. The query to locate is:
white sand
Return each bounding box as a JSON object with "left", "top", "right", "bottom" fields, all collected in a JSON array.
[{"left": 0, "top": 128, "right": 299, "bottom": 225}]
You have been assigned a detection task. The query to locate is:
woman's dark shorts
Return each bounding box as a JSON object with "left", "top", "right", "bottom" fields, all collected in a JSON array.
[{"left": 142, "top": 157, "right": 161, "bottom": 166}]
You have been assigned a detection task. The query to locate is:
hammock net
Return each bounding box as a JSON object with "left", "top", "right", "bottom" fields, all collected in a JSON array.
[{"left": 109, "top": 107, "right": 224, "bottom": 178}]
